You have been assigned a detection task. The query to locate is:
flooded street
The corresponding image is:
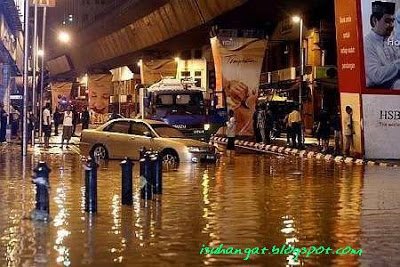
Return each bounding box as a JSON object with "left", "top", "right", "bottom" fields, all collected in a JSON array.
[{"left": 0, "top": 147, "right": 399, "bottom": 266}]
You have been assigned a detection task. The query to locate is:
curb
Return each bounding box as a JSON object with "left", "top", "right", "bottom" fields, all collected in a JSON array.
[{"left": 210, "top": 137, "right": 398, "bottom": 168}]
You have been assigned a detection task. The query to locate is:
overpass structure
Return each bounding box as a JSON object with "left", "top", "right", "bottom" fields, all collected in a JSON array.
[{"left": 47, "top": 0, "right": 249, "bottom": 76}]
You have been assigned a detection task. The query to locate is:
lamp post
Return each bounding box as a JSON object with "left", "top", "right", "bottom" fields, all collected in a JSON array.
[
  {"left": 292, "top": 15, "right": 305, "bottom": 146},
  {"left": 292, "top": 15, "right": 303, "bottom": 106}
]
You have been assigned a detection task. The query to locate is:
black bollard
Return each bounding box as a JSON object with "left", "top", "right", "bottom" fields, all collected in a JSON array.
[
  {"left": 120, "top": 157, "right": 134, "bottom": 205},
  {"left": 32, "top": 161, "right": 51, "bottom": 219},
  {"left": 85, "top": 158, "right": 98, "bottom": 213},
  {"left": 140, "top": 154, "right": 153, "bottom": 200},
  {"left": 151, "top": 153, "right": 163, "bottom": 194}
]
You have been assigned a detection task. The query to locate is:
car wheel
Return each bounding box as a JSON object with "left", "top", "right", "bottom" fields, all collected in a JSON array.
[
  {"left": 91, "top": 144, "right": 108, "bottom": 160},
  {"left": 161, "top": 150, "right": 179, "bottom": 168}
]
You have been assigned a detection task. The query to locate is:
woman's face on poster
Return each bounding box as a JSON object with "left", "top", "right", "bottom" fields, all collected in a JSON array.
[{"left": 89, "top": 88, "right": 110, "bottom": 114}]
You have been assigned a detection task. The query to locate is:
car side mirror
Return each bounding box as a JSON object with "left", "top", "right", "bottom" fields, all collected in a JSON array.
[{"left": 143, "top": 131, "right": 152, "bottom": 138}]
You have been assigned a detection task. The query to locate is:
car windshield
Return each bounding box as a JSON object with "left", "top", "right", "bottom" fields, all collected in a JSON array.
[{"left": 151, "top": 124, "right": 185, "bottom": 138}]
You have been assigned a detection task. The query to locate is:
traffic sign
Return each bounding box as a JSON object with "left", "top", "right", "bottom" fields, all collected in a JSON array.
[{"left": 10, "top": 95, "right": 23, "bottom": 100}]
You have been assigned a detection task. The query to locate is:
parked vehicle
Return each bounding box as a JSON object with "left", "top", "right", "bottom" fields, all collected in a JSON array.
[{"left": 80, "top": 118, "right": 217, "bottom": 165}]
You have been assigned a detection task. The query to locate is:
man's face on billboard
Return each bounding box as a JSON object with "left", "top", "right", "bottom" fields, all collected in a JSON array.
[{"left": 373, "top": 14, "right": 394, "bottom": 37}]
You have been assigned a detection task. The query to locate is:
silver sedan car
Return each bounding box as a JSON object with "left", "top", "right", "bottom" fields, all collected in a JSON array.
[{"left": 80, "top": 119, "right": 217, "bottom": 165}]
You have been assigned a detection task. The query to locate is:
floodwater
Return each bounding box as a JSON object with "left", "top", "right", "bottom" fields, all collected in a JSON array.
[{"left": 0, "top": 146, "right": 399, "bottom": 266}]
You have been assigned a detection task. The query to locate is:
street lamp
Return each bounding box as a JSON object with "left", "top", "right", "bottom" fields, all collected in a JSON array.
[
  {"left": 58, "top": 31, "right": 71, "bottom": 43},
  {"left": 292, "top": 15, "right": 303, "bottom": 106}
]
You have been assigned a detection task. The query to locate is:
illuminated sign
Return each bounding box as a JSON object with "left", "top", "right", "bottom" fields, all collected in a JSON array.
[{"left": 30, "top": 0, "right": 56, "bottom": 7}]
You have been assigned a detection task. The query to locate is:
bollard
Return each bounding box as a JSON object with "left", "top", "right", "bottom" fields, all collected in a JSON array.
[
  {"left": 150, "top": 153, "right": 163, "bottom": 194},
  {"left": 120, "top": 157, "right": 134, "bottom": 205},
  {"left": 140, "top": 154, "right": 153, "bottom": 200},
  {"left": 32, "top": 161, "right": 51, "bottom": 221},
  {"left": 85, "top": 158, "right": 98, "bottom": 213}
]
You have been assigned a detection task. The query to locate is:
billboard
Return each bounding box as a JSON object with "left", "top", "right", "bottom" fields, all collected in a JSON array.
[
  {"left": 88, "top": 74, "right": 112, "bottom": 124},
  {"left": 361, "top": 0, "right": 400, "bottom": 92},
  {"left": 140, "top": 59, "right": 177, "bottom": 86},
  {"left": 362, "top": 94, "right": 400, "bottom": 158},
  {"left": 211, "top": 37, "right": 267, "bottom": 136}
]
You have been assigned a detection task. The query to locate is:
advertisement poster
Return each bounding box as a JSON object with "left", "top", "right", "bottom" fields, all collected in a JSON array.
[
  {"left": 361, "top": 0, "right": 400, "bottom": 92},
  {"left": 335, "top": 0, "right": 363, "bottom": 93},
  {"left": 211, "top": 36, "right": 267, "bottom": 136},
  {"left": 140, "top": 59, "right": 177, "bottom": 86},
  {"left": 51, "top": 82, "right": 72, "bottom": 112},
  {"left": 362, "top": 94, "right": 400, "bottom": 158},
  {"left": 88, "top": 74, "right": 112, "bottom": 124}
]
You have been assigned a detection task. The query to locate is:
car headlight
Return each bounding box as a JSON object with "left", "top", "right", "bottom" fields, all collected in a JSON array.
[
  {"left": 204, "top": 123, "right": 210, "bottom": 131},
  {"left": 188, "top": 146, "right": 201, "bottom": 153}
]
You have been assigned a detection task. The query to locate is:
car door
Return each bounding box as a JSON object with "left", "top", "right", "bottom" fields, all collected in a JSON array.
[
  {"left": 102, "top": 120, "right": 135, "bottom": 159},
  {"left": 130, "top": 122, "right": 153, "bottom": 159}
]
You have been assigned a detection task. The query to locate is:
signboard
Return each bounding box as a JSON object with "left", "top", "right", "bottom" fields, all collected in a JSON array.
[
  {"left": 362, "top": 94, "right": 400, "bottom": 159},
  {"left": 30, "top": 0, "right": 56, "bottom": 7},
  {"left": 9, "top": 95, "right": 22, "bottom": 100},
  {"left": 140, "top": 59, "right": 177, "bottom": 86}
]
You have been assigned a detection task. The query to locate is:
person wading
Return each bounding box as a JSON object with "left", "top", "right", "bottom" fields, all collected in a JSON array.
[
  {"left": 226, "top": 109, "right": 236, "bottom": 157},
  {"left": 60, "top": 107, "right": 73, "bottom": 149}
]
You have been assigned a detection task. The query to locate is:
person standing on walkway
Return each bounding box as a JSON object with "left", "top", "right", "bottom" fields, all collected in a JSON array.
[
  {"left": 265, "top": 109, "right": 273, "bottom": 145},
  {"left": 53, "top": 107, "right": 61, "bottom": 136},
  {"left": 71, "top": 106, "right": 79, "bottom": 137},
  {"left": 288, "top": 106, "right": 302, "bottom": 148},
  {"left": 226, "top": 109, "right": 236, "bottom": 157},
  {"left": 42, "top": 103, "right": 52, "bottom": 148},
  {"left": 27, "top": 109, "right": 36, "bottom": 146},
  {"left": 332, "top": 111, "right": 342, "bottom": 155},
  {"left": 253, "top": 104, "right": 261, "bottom": 142},
  {"left": 256, "top": 103, "right": 267, "bottom": 144},
  {"left": 60, "top": 107, "right": 73, "bottom": 149},
  {"left": 0, "top": 104, "right": 7, "bottom": 143},
  {"left": 344, "top": 106, "right": 354, "bottom": 156},
  {"left": 10, "top": 106, "right": 20, "bottom": 140},
  {"left": 318, "top": 109, "right": 330, "bottom": 153},
  {"left": 81, "top": 106, "right": 90, "bottom": 130}
]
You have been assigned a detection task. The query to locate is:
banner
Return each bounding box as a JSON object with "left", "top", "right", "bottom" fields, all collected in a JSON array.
[
  {"left": 335, "top": 0, "right": 363, "bottom": 93},
  {"left": 211, "top": 36, "right": 267, "bottom": 136},
  {"left": 88, "top": 74, "right": 112, "bottom": 124},
  {"left": 140, "top": 59, "right": 177, "bottom": 86}
]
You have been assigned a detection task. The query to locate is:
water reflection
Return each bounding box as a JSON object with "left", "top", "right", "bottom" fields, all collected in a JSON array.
[{"left": 0, "top": 152, "right": 398, "bottom": 266}]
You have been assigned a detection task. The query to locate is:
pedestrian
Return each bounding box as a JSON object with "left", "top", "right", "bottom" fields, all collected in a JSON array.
[
  {"left": 60, "top": 107, "right": 73, "bottom": 149},
  {"left": 27, "top": 109, "right": 36, "bottom": 145},
  {"left": 265, "top": 109, "right": 273, "bottom": 145},
  {"left": 317, "top": 109, "right": 330, "bottom": 153},
  {"left": 256, "top": 103, "right": 267, "bottom": 144},
  {"left": 284, "top": 113, "right": 291, "bottom": 146},
  {"left": 42, "top": 103, "right": 52, "bottom": 148},
  {"left": 253, "top": 104, "right": 261, "bottom": 142},
  {"left": 344, "top": 106, "right": 354, "bottom": 156},
  {"left": 226, "top": 109, "right": 236, "bottom": 157},
  {"left": 331, "top": 111, "right": 342, "bottom": 155},
  {"left": 288, "top": 106, "right": 302, "bottom": 148},
  {"left": 53, "top": 107, "right": 61, "bottom": 136},
  {"left": 10, "top": 105, "right": 20, "bottom": 140},
  {"left": 72, "top": 106, "right": 79, "bottom": 136},
  {"left": 0, "top": 104, "right": 8, "bottom": 143},
  {"left": 81, "top": 106, "right": 90, "bottom": 130}
]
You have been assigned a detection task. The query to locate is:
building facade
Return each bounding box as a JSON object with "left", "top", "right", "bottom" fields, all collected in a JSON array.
[{"left": 0, "top": 0, "right": 23, "bottom": 114}]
